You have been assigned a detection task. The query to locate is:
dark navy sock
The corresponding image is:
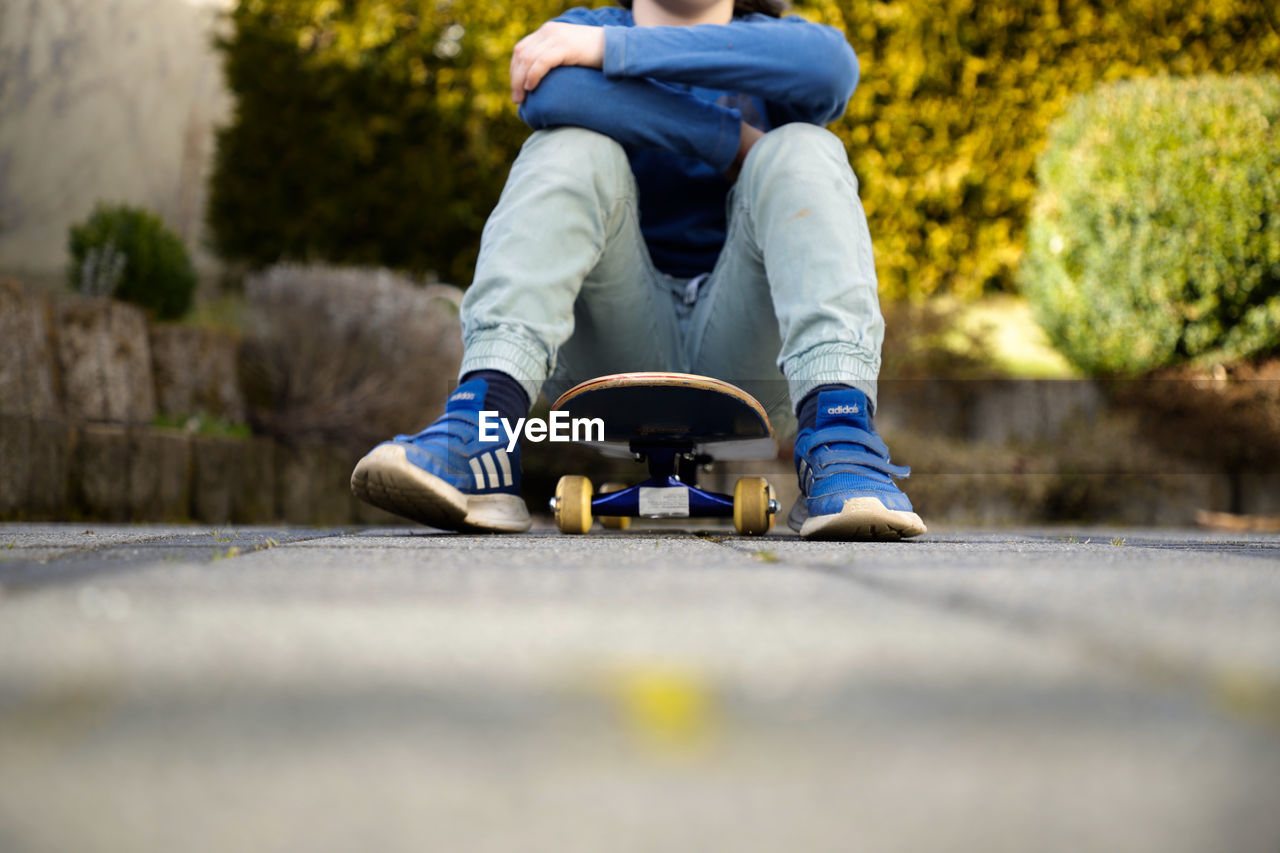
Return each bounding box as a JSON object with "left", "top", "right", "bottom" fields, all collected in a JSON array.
[
  {"left": 461, "top": 370, "right": 530, "bottom": 426},
  {"left": 796, "top": 384, "right": 867, "bottom": 432}
]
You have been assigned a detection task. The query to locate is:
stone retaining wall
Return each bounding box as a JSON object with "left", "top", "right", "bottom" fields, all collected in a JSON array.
[
  {"left": 2, "top": 278, "right": 1275, "bottom": 526},
  {"left": 150, "top": 324, "right": 246, "bottom": 425},
  {"left": 0, "top": 415, "right": 401, "bottom": 525},
  {"left": 2, "top": 279, "right": 246, "bottom": 426},
  {"left": 0, "top": 279, "right": 401, "bottom": 525},
  {"left": 2, "top": 394, "right": 1272, "bottom": 527},
  {"left": 0, "top": 279, "right": 61, "bottom": 419},
  {"left": 701, "top": 376, "right": 1274, "bottom": 528},
  {"left": 55, "top": 298, "right": 157, "bottom": 424}
]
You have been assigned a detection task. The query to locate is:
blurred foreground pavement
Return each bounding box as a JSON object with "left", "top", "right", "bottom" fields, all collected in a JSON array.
[{"left": 1, "top": 523, "right": 1278, "bottom": 852}]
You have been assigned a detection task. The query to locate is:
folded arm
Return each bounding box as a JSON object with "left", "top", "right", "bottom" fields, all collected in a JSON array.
[
  {"left": 509, "top": 10, "right": 857, "bottom": 172},
  {"left": 511, "top": 10, "right": 858, "bottom": 126},
  {"left": 517, "top": 66, "right": 744, "bottom": 172},
  {"left": 602, "top": 16, "right": 859, "bottom": 125}
]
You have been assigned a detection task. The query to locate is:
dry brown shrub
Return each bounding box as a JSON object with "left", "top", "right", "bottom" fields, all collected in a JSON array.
[
  {"left": 1110, "top": 359, "right": 1280, "bottom": 475},
  {"left": 240, "top": 264, "right": 463, "bottom": 451}
]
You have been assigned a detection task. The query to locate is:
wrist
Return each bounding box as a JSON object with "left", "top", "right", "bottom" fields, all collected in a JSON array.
[{"left": 585, "top": 27, "right": 606, "bottom": 69}]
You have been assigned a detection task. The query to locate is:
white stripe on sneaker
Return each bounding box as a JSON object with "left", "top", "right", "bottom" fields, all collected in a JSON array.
[
  {"left": 495, "top": 449, "right": 513, "bottom": 487},
  {"left": 469, "top": 457, "right": 486, "bottom": 489},
  {"left": 481, "top": 453, "right": 499, "bottom": 492}
]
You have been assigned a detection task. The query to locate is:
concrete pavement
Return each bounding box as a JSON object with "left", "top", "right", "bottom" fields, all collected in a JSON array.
[{"left": 1, "top": 522, "right": 1278, "bottom": 852}]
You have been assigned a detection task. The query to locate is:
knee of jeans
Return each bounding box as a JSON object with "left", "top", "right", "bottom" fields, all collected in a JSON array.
[
  {"left": 743, "top": 123, "right": 856, "bottom": 189},
  {"left": 523, "top": 128, "right": 632, "bottom": 191}
]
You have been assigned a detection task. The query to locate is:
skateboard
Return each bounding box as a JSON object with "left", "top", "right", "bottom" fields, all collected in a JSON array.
[{"left": 548, "top": 372, "right": 779, "bottom": 535}]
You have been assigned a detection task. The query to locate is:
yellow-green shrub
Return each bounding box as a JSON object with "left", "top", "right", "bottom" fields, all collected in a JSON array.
[{"left": 1020, "top": 74, "right": 1280, "bottom": 375}]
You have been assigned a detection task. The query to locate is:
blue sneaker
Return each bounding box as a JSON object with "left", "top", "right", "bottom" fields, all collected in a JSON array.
[
  {"left": 350, "top": 379, "right": 531, "bottom": 532},
  {"left": 789, "top": 388, "right": 926, "bottom": 540}
]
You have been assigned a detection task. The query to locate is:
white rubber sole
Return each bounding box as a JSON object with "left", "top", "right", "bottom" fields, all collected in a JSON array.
[
  {"left": 350, "top": 444, "right": 531, "bottom": 533},
  {"left": 799, "top": 496, "right": 927, "bottom": 541}
]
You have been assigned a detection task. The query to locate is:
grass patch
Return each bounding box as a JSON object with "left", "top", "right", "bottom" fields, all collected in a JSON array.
[
  {"left": 181, "top": 292, "right": 249, "bottom": 332},
  {"left": 950, "top": 295, "right": 1078, "bottom": 379},
  {"left": 154, "top": 413, "right": 252, "bottom": 439}
]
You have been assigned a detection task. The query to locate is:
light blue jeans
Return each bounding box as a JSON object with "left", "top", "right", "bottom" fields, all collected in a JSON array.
[{"left": 459, "top": 123, "right": 885, "bottom": 432}]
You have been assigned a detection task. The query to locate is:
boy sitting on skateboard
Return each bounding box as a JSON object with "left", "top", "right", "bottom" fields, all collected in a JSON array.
[{"left": 351, "top": 0, "right": 926, "bottom": 540}]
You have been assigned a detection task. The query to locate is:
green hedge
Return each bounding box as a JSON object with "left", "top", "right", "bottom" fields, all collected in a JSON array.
[
  {"left": 1019, "top": 74, "right": 1280, "bottom": 374},
  {"left": 68, "top": 204, "right": 197, "bottom": 320},
  {"left": 209, "top": 0, "right": 1280, "bottom": 298},
  {"left": 208, "top": 0, "right": 566, "bottom": 284}
]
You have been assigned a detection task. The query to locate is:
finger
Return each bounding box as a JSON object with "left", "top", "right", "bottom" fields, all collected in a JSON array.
[
  {"left": 511, "top": 57, "right": 525, "bottom": 103},
  {"left": 523, "top": 50, "right": 563, "bottom": 95},
  {"left": 512, "top": 56, "right": 532, "bottom": 102},
  {"left": 510, "top": 46, "right": 526, "bottom": 102},
  {"left": 510, "top": 35, "right": 539, "bottom": 103}
]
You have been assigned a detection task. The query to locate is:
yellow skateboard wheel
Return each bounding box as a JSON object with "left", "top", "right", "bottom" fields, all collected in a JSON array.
[
  {"left": 733, "top": 477, "right": 774, "bottom": 535},
  {"left": 555, "top": 475, "right": 593, "bottom": 534}
]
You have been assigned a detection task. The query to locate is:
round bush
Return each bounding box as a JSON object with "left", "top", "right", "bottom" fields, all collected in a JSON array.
[
  {"left": 1020, "top": 74, "right": 1280, "bottom": 375},
  {"left": 68, "top": 204, "right": 197, "bottom": 320}
]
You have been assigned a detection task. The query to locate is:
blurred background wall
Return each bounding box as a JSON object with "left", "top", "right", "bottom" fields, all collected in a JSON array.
[{"left": 0, "top": 0, "right": 232, "bottom": 284}]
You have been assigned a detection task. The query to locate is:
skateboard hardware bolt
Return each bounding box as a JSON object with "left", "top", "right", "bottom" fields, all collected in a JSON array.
[
  {"left": 769, "top": 499, "right": 781, "bottom": 513},
  {"left": 548, "top": 497, "right": 559, "bottom": 511}
]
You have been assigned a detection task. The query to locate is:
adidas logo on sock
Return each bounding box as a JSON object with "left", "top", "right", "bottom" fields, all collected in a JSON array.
[{"left": 827, "top": 404, "right": 860, "bottom": 415}]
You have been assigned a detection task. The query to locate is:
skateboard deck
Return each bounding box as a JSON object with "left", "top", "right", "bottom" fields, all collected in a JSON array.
[
  {"left": 549, "top": 373, "right": 778, "bottom": 535},
  {"left": 551, "top": 372, "right": 776, "bottom": 461}
]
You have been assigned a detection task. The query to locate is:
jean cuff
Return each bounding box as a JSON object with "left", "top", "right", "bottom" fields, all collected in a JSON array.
[
  {"left": 460, "top": 326, "right": 551, "bottom": 406},
  {"left": 785, "top": 344, "right": 880, "bottom": 414}
]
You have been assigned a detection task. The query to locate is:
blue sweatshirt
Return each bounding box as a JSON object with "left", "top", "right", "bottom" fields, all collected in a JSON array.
[{"left": 517, "top": 6, "right": 859, "bottom": 278}]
